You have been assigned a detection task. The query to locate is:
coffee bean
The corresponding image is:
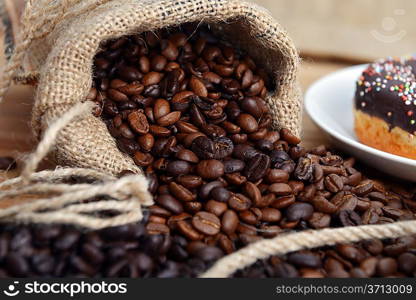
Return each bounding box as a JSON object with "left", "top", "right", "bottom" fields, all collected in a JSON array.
[
  {"left": 352, "top": 181, "right": 374, "bottom": 196},
  {"left": 236, "top": 114, "right": 259, "bottom": 133},
  {"left": 324, "top": 174, "right": 344, "bottom": 193},
  {"left": 274, "top": 263, "right": 299, "bottom": 278},
  {"left": 280, "top": 128, "right": 301, "bottom": 145},
  {"left": 205, "top": 200, "right": 228, "bottom": 216},
  {"left": 212, "top": 137, "right": 234, "bottom": 159},
  {"left": 312, "top": 196, "right": 338, "bottom": 214},
  {"left": 177, "top": 221, "right": 203, "bottom": 241},
  {"left": 377, "top": 257, "right": 398, "bottom": 277},
  {"left": 308, "top": 212, "right": 331, "bottom": 229},
  {"left": 398, "top": 253, "right": 416, "bottom": 275},
  {"left": 157, "top": 111, "right": 181, "bottom": 127},
  {"left": 243, "top": 182, "right": 262, "bottom": 206},
  {"left": 287, "top": 251, "right": 322, "bottom": 268},
  {"left": 175, "top": 149, "right": 199, "bottom": 163},
  {"left": 211, "top": 187, "right": 231, "bottom": 203},
  {"left": 223, "top": 159, "right": 245, "bottom": 173},
  {"left": 286, "top": 203, "right": 314, "bottom": 222},
  {"left": 108, "top": 88, "right": 129, "bottom": 102},
  {"left": 337, "top": 210, "right": 362, "bottom": 227},
  {"left": 260, "top": 208, "right": 282, "bottom": 222},
  {"left": 266, "top": 169, "right": 289, "bottom": 183},
  {"left": 166, "top": 160, "right": 191, "bottom": 176},
  {"left": 133, "top": 151, "right": 153, "bottom": 167},
  {"left": 196, "top": 160, "right": 224, "bottom": 179},
  {"left": 169, "top": 182, "right": 195, "bottom": 202},
  {"left": 229, "top": 194, "right": 252, "bottom": 211},
  {"left": 294, "top": 157, "right": 314, "bottom": 181},
  {"left": 176, "top": 175, "right": 202, "bottom": 189},
  {"left": 244, "top": 153, "right": 270, "bottom": 182},
  {"left": 192, "top": 212, "right": 221, "bottom": 236},
  {"left": 156, "top": 194, "right": 184, "bottom": 214},
  {"left": 222, "top": 210, "right": 239, "bottom": 234},
  {"left": 153, "top": 98, "right": 171, "bottom": 119}
]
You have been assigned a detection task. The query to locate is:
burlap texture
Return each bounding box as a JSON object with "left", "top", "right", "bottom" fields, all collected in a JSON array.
[{"left": 22, "top": 0, "right": 301, "bottom": 175}]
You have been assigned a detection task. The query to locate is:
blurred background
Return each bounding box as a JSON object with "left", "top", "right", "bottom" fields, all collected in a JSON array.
[
  {"left": 255, "top": 0, "right": 415, "bottom": 61},
  {"left": 0, "top": 0, "right": 414, "bottom": 175}
]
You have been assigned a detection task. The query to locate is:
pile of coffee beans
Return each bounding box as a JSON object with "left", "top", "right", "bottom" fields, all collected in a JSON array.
[
  {"left": 233, "top": 235, "right": 416, "bottom": 278},
  {"left": 0, "top": 221, "right": 222, "bottom": 278},
  {"left": 93, "top": 24, "right": 416, "bottom": 255}
]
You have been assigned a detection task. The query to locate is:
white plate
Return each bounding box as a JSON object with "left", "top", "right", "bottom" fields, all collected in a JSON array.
[{"left": 304, "top": 64, "right": 416, "bottom": 182}]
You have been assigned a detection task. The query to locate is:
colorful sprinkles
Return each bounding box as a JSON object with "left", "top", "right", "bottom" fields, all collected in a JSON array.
[{"left": 357, "top": 57, "right": 416, "bottom": 131}]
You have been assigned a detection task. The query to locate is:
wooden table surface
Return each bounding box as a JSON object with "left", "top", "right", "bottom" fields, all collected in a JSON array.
[{"left": 0, "top": 59, "right": 350, "bottom": 181}]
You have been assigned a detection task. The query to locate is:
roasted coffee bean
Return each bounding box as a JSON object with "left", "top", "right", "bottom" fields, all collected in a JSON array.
[
  {"left": 266, "top": 169, "right": 289, "bottom": 183},
  {"left": 294, "top": 157, "right": 314, "bottom": 181},
  {"left": 191, "top": 136, "right": 215, "bottom": 159},
  {"left": 166, "top": 160, "right": 191, "bottom": 176},
  {"left": 377, "top": 258, "right": 398, "bottom": 277},
  {"left": 192, "top": 212, "right": 221, "bottom": 236},
  {"left": 205, "top": 200, "right": 228, "bottom": 217},
  {"left": 286, "top": 203, "right": 314, "bottom": 222},
  {"left": 175, "top": 149, "right": 199, "bottom": 163},
  {"left": 229, "top": 194, "right": 252, "bottom": 211},
  {"left": 243, "top": 182, "right": 262, "bottom": 206},
  {"left": 157, "top": 111, "right": 181, "bottom": 127},
  {"left": 236, "top": 113, "right": 259, "bottom": 133},
  {"left": 269, "top": 183, "right": 292, "bottom": 196},
  {"left": 176, "top": 175, "right": 202, "bottom": 189},
  {"left": 137, "top": 133, "right": 154, "bottom": 152},
  {"left": 222, "top": 210, "right": 239, "bottom": 235},
  {"left": 280, "top": 128, "right": 301, "bottom": 145},
  {"left": 312, "top": 196, "right": 337, "bottom": 214},
  {"left": 336, "top": 210, "right": 362, "bottom": 227},
  {"left": 223, "top": 159, "right": 245, "bottom": 174},
  {"left": 308, "top": 212, "right": 331, "bottom": 229},
  {"left": 199, "top": 181, "right": 224, "bottom": 200},
  {"left": 324, "top": 174, "right": 344, "bottom": 193},
  {"left": 133, "top": 151, "right": 153, "bottom": 167},
  {"left": 212, "top": 137, "right": 234, "bottom": 159},
  {"left": 287, "top": 251, "right": 322, "bottom": 268},
  {"left": 169, "top": 182, "right": 195, "bottom": 202},
  {"left": 244, "top": 153, "right": 270, "bottom": 182},
  {"left": 241, "top": 97, "right": 265, "bottom": 118},
  {"left": 196, "top": 160, "right": 224, "bottom": 179},
  {"left": 211, "top": 187, "right": 231, "bottom": 203},
  {"left": 352, "top": 181, "right": 374, "bottom": 196},
  {"left": 156, "top": 194, "right": 184, "bottom": 215},
  {"left": 260, "top": 208, "right": 282, "bottom": 222}
]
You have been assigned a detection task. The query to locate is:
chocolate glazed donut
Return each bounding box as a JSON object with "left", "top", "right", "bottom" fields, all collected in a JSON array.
[{"left": 354, "top": 57, "right": 416, "bottom": 159}]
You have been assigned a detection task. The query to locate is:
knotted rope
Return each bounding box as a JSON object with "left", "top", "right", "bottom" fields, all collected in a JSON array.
[{"left": 0, "top": 101, "right": 153, "bottom": 229}]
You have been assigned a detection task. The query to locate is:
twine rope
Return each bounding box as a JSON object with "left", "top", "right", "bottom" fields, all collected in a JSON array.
[
  {"left": 201, "top": 220, "right": 416, "bottom": 278},
  {"left": 0, "top": 101, "right": 153, "bottom": 229}
]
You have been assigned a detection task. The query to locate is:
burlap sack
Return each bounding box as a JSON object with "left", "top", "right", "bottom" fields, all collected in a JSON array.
[{"left": 8, "top": 0, "right": 301, "bottom": 175}]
